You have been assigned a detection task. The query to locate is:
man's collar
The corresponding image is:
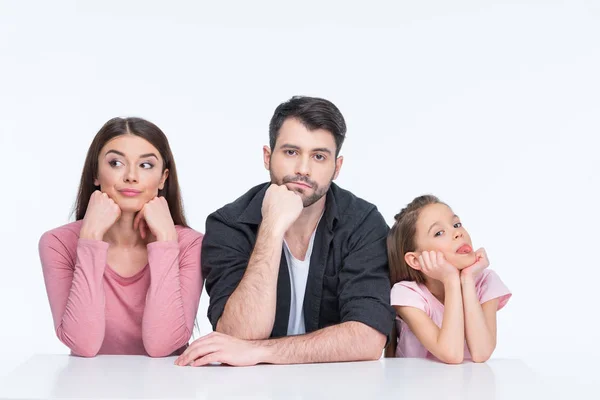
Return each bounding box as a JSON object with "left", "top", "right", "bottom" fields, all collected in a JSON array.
[{"left": 237, "top": 182, "right": 339, "bottom": 231}]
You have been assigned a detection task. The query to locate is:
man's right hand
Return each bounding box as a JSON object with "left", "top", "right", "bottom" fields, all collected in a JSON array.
[
  {"left": 261, "top": 184, "right": 303, "bottom": 235},
  {"left": 80, "top": 191, "right": 121, "bottom": 241}
]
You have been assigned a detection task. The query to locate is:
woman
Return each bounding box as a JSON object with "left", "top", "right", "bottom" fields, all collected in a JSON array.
[{"left": 39, "top": 117, "right": 203, "bottom": 357}]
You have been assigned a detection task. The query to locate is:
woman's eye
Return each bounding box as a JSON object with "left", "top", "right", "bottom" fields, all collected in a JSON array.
[
  {"left": 140, "top": 162, "right": 153, "bottom": 169},
  {"left": 109, "top": 160, "right": 123, "bottom": 167}
]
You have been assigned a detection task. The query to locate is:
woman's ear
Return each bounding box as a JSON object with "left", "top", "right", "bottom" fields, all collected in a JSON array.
[
  {"left": 159, "top": 169, "right": 169, "bottom": 190},
  {"left": 404, "top": 252, "right": 421, "bottom": 271}
]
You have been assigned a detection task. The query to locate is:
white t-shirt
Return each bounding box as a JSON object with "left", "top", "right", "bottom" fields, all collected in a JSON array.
[{"left": 283, "top": 223, "right": 320, "bottom": 336}]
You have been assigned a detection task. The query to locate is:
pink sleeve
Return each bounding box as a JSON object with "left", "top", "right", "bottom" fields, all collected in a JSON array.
[
  {"left": 390, "top": 281, "right": 429, "bottom": 314},
  {"left": 39, "top": 232, "right": 108, "bottom": 357},
  {"left": 141, "top": 229, "right": 203, "bottom": 357},
  {"left": 477, "top": 269, "right": 512, "bottom": 310}
]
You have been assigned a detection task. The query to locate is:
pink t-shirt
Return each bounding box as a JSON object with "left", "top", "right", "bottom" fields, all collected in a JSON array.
[
  {"left": 390, "top": 269, "right": 511, "bottom": 360},
  {"left": 38, "top": 220, "right": 203, "bottom": 357}
]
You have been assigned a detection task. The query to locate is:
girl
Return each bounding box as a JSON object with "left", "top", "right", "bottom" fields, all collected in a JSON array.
[
  {"left": 39, "top": 117, "right": 203, "bottom": 357},
  {"left": 386, "top": 195, "right": 511, "bottom": 363}
]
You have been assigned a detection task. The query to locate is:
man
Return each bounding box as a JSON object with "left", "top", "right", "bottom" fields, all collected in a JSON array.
[{"left": 176, "top": 96, "right": 394, "bottom": 366}]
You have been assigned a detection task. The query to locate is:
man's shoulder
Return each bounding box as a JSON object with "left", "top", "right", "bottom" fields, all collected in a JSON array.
[
  {"left": 330, "top": 184, "right": 386, "bottom": 228},
  {"left": 209, "top": 182, "right": 269, "bottom": 224}
]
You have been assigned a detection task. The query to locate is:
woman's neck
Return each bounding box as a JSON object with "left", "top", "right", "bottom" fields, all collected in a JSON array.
[{"left": 103, "top": 212, "right": 145, "bottom": 247}]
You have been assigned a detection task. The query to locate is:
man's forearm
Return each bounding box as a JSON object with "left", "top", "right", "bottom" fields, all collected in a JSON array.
[
  {"left": 255, "top": 322, "right": 386, "bottom": 364},
  {"left": 217, "top": 222, "right": 284, "bottom": 339}
]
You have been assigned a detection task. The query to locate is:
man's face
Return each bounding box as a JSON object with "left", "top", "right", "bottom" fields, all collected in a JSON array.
[{"left": 264, "top": 118, "right": 343, "bottom": 207}]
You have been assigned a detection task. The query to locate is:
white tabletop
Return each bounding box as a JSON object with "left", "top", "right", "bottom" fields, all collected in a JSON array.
[{"left": 0, "top": 354, "right": 588, "bottom": 400}]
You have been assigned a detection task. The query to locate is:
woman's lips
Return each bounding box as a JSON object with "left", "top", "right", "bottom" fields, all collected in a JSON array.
[{"left": 118, "top": 189, "right": 142, "bottom": 197}]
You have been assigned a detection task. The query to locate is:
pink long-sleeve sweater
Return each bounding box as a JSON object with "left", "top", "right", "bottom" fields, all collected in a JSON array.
[{"left": 38, "top": 220, "right": 203, "bottom": 357}]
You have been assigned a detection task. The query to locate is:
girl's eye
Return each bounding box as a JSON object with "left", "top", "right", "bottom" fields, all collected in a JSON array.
[
  {"left": 454, "top": 222, "right": 462, "bottom": 228},
  {"left": 434, "top": 230, "right": 444, "bottom": 237}
]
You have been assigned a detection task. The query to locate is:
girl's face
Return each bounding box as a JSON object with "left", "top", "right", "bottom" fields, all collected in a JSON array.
[
  {"left": 412, "top": 203, "right": 477, "bottom": 270},
  {"left": 94, "top": 134, "right": 168, "bottom": 213}
]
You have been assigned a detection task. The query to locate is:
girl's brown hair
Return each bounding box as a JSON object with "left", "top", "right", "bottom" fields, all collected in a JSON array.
[
  {"left": 74, "top": 117, "right": 187, "bottom": 227},
  {"left": 384, "top": 194, "right": 443, "bottom": 357}
]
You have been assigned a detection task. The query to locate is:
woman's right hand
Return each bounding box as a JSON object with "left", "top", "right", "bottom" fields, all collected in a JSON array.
[
  {"left": 80, "top": 191, "right": 121, "bottom": 240},
  {"left": 418, "top": 251, "right": 459, "bottom": 284}
]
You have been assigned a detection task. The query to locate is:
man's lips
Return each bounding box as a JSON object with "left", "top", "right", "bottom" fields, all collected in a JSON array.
[
  {"left": 288, "top": 181, "right": 312, "bottom": 189},
  {"left": 456, "top": 244, "right": 473, "bottom": 254}
]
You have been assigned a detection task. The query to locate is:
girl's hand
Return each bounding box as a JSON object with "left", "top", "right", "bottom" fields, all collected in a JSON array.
[
  {"left": 418, "top": 251, "right": 459, "bottom": 284},
  {"left": 133, "top": 197, "right": 177, "bottom": 242},
  {"left": 461, "top": 248, "right": 489, "bottom": 279},
  {"left": 80, "top": 191, "right": 121, "bottom": 240}
]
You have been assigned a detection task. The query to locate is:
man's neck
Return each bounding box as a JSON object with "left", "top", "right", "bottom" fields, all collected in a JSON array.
[{"left": 285, "top": 195, "right": 326, "bottom": 243}]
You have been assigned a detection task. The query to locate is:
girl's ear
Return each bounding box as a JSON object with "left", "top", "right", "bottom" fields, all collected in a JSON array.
[{"left": 405, "top": 252, "right": 421, "bottom": 271}]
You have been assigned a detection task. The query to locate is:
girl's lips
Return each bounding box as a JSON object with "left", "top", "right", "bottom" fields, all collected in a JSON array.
[{"left": 456, "top": 244, "right": 473, "bottom": 254}]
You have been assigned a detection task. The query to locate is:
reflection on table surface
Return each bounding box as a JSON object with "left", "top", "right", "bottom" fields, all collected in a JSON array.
[{"left": 0, "top": 354, "right": 570, "bottom": 400}]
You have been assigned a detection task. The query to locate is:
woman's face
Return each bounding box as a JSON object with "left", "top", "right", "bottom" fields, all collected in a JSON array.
[
  {"left": 413, "top": 203, "right": 477, "bottom": 270},
  {"left": 94, "top": 134, "right": 168, "bottom": 213}
]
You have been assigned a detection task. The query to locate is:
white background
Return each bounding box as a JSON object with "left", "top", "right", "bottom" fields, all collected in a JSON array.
[{"left": 1, "top": 0, "right": 598, "bottom": 382}]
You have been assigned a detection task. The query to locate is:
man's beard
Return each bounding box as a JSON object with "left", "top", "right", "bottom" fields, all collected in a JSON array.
[{"left": 270, "top": 172, "right": 332, "bottom": 208}]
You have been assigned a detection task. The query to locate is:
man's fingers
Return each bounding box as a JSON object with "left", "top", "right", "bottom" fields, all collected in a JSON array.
[{"left": 191, "top": 352, "right": 223, "bottom": 367}]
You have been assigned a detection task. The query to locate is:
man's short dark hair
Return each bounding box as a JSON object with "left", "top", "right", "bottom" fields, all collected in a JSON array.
[{"left": 269, "top": 96, "right": 347, "bottom": 157}]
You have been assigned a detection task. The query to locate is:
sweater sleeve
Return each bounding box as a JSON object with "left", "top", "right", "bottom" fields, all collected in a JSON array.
[
  {"left": 39, "top": 232, "right": 108, "bottom": 357},
  {"left": 141, "top": 229, "right": 203, "bottom": 357}
]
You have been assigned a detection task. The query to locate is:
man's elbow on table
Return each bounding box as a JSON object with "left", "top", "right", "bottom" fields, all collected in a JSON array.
[{"left": 357, "top": 325, "right": 386, "bottom": 361}]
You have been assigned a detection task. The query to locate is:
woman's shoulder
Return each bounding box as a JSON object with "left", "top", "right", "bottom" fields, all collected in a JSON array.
[
  {"left": 38, "top": 221, "right": 84, "bottom": 261},
  {"left": 174, "top": 225, "right": 204, "bottom": 246},
  {"left": 39, "top": 220, "right": 84, "bottom": 245}
]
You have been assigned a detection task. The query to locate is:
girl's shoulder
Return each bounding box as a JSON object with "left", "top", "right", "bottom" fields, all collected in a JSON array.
[
  {"left": 390, "top": 281, "right": 433, "bottom": 313},
  {"left": 476, "top": 269, "right": 512, "bottom": 309}
]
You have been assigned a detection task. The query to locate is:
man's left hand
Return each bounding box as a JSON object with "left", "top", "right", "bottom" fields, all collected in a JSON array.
[{"left": 175, "top": 332, "right": 265, "bottom": 367}]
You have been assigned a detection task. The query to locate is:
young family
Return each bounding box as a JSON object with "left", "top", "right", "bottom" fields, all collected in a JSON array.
[{"left": 38, "top": 96, "right": 511, "bottom": 366}]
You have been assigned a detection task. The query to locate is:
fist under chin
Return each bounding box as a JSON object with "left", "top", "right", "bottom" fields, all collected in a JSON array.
[
  {"left": 113, "top": 198, "right": 145, "bottom": 213},
  {"left": 449, "top": 253, "right": 478, "bottom": 270}
]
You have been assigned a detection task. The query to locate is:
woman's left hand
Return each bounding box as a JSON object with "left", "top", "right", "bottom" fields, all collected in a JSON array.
[{"left": 133, "top": 197, "right": 177, "bottom": 242}]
